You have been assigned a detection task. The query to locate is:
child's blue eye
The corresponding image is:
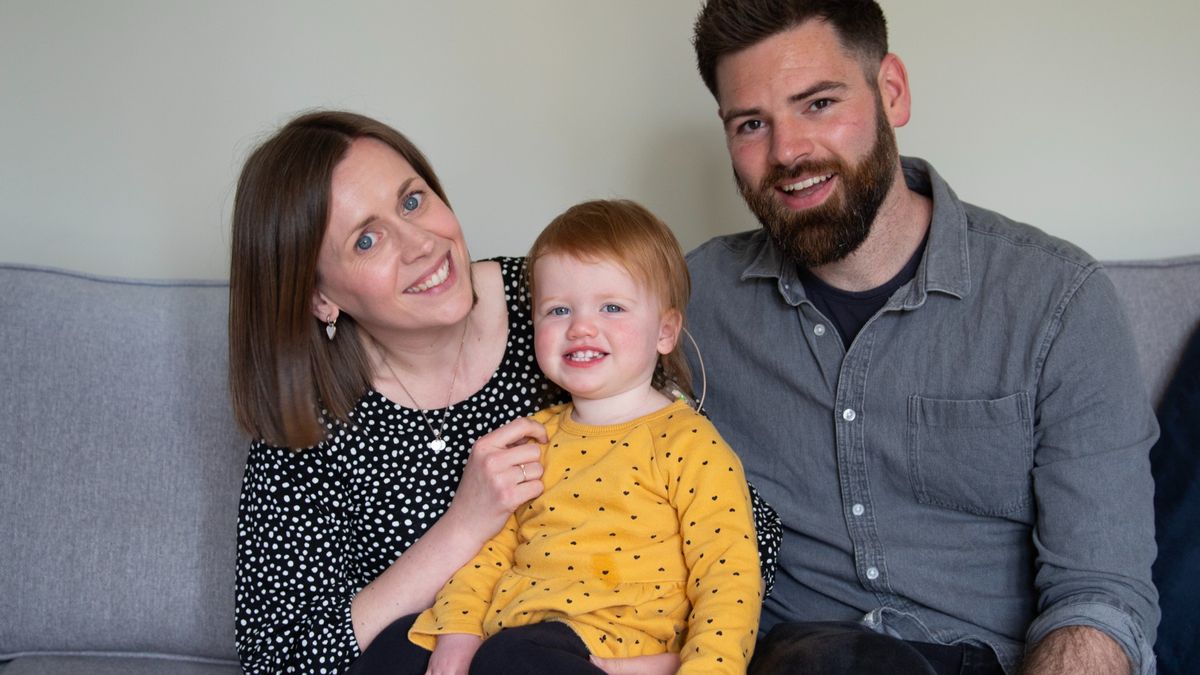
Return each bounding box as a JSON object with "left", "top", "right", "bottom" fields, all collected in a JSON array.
[
  {"left": 601, "top": 304, "right": 623, "bottom": 313},
  {"left": 355, "top": 232, "right": 378, "bottom": 251},
  {"left": 549, "top": 307, "right": 570, "bottom": 317},
  {"left": 402, "top": 192, "right": 423, "bottom": 213}
]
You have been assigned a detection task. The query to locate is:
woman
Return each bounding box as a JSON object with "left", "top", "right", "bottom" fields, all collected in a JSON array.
[{"left": 228, "top": 111, "right": 778, "bottom": 673}]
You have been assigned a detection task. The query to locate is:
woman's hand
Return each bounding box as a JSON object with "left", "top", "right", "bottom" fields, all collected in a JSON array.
[
  {"left": 590, "top": 652, "right": 681, "bottom": 675},
  {"left": 445, "top": 416, "right": 547, "bottom": 534},
  {"left": 426, "top": 633, "right": 482, "bottom": 675}
]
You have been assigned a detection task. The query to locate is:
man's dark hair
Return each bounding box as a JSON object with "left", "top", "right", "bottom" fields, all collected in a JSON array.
[{"left": 693, "top": 0, "right": 889, "bottom": 98}]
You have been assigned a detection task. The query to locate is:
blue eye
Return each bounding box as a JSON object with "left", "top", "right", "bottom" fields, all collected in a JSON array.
[
  {"left": 549, "top": 307, "right": 570, "bottom": 317},
  {"left": 601, "top": 303, "right": 623, "bottom": 313},
  {"left": 355, "top": 232, "right": 378, "bottom": 251},
  {"left": 402, "top": 192, "right": 424, "bottom": 214}
]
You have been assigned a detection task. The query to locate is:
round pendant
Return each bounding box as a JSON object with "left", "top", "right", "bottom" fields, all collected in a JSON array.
[{"left": 428, "top": 438, "right": 447, "bottom": 452}]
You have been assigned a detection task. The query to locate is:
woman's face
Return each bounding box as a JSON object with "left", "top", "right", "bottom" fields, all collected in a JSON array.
[{"left": 312, "top": 137, "right": 472, "bottom": 342}]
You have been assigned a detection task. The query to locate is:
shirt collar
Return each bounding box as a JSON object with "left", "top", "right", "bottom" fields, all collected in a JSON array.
[{"left": 739, "top": 156, "right": 972, "bottom": 307}]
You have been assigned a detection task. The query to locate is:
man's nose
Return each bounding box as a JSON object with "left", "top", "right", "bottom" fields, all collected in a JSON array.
[{"left": 769, "top": 117, "right": 815, "bottom": 170}]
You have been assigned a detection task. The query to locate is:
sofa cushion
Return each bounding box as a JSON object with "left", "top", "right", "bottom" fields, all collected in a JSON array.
[
  {"left": 0, "top": 265, "right": 246, "bottom": 666},
  {"left": 0, "top": 655, "right": 241, "bottom": 675}
]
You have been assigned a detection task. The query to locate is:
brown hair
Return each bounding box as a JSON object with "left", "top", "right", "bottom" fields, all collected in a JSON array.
[
  {"left": 526, "top": 199, "right": 693, "bottom": 396},
  {"left": 693, "top": 0, "right": 888, "bottom": 98},
  {"left": 228, "top": 110, "right": 450, "bottom": 449}
]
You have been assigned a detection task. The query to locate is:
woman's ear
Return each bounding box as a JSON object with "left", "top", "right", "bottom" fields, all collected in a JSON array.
[
  {"left": 311, "top": 289, "right": 338, "bottom": 323},
  {"left": 657, "top": 308, "right": 683, "bottom": 355}
]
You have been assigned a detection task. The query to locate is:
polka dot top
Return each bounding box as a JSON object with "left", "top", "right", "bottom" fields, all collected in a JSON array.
[{"left": 233, "top": 257, "right": 781, "bottom": 674}]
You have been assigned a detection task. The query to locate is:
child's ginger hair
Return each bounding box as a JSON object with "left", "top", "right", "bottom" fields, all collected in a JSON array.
[{"left": 527, "top": 199, "right": 694, "bottom": 397}]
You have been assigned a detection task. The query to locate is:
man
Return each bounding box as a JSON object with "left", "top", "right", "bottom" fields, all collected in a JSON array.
[{"left": 684, "top": 1, "right": 1160, "bottom": 674}]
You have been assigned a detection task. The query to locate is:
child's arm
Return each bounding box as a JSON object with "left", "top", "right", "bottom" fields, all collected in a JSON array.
[
  {"left": 426, "top": 633, "right": 483, "bottom": 675},
  {"left": 667, "top": 419, "right": 763, "bottom": 674},
  {"left": 408, "top": 515, "right": 521, "bottom": 649}
]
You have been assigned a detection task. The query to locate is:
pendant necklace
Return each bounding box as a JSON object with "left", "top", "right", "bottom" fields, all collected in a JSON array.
[{"left": 381, "top": 320, "right": 469, "bottom": 452}]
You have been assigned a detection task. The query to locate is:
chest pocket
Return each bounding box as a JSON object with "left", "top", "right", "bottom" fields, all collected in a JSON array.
[{"left": 906, "top": 392, "right": 1033, "bottom": 517}]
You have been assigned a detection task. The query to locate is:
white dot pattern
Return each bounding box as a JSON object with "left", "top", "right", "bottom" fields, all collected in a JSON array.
[{"left": 233, "top": 257, "right": 780, "bottom": 673}]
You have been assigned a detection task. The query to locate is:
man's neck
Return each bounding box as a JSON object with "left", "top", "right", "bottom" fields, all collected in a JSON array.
[{"left": 808, "top": 165, "right": 933, "bottom": 293}]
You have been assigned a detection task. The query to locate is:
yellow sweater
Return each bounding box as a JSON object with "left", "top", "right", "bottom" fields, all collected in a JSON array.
[{"left": 409, "top": 400, "right": 761, "bottom": 673}]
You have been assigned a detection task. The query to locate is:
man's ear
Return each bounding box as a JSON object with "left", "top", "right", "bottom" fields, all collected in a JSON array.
[
  {"left": 877, "top": 53, "right": 912, "bottom": 128},
  {"left": 311, "top": 289, "right": 338, "bottom": 323},
  {"left": 657, "top": 308, "right": 683, "bottom": 355}
]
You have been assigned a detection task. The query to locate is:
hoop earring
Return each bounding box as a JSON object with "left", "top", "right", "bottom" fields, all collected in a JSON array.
[
  {"left": 325, "top": 316, "right": 337, "bottom": 341},
  {"left": 682, "top": 327, "right": 707, "bottom": 411}
]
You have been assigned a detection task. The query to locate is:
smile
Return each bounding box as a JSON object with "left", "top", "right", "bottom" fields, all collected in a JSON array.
[
  {"left": 781, "top": 174, "right": 834, "bottom": 192},
  {"left": 404, "top": 256, "right": 450, "bottom": 294},
  {"left": 565, "top": 350, "right": 607, "bottom": 362}
]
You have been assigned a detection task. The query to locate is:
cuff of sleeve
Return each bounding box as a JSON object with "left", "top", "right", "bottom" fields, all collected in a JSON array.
[
  {"left": 408, "top": 607, "right": 484, "bottom": 651},
  {"left": 1025, "top": 598, "right": 1154, "bottom": 675}
]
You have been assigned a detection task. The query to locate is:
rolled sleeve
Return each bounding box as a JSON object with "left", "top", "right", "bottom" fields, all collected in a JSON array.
[{"left": 1025, "top": 596, "right": 1154, "bottom": 674}]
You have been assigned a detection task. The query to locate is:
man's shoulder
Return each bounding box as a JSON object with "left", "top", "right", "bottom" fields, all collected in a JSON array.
[{"left": 960, "top": 201, "right": 1097, "bottom": 273}]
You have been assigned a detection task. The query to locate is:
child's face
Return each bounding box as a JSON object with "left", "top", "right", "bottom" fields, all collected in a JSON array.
[{"left": 532, "top": 253, "right": 678, "bottom": 404}]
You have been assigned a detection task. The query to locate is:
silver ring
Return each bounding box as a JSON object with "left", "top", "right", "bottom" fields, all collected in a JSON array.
[{"left": 518, "top": 463, "right": 528, "bottom": 483}]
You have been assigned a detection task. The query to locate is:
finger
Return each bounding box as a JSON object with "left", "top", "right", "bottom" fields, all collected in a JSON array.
[
  {"left": 473, "top": 417, "right": 547, "bottom": 457},
  {"left": 494, "top": 416, "right": 548, "bottom": 446},
  {"left": 511, "top": 478, "right": 544, "bottom": 504},
  {"left": 517, "top": 460, "right": 544, "bottom": 482}
]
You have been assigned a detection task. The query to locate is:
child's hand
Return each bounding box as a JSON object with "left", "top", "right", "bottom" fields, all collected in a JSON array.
[{"left": 426, "top": 633, "right": 483, "bottom": 675}]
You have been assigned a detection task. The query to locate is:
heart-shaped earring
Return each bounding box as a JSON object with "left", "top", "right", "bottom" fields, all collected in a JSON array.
[{"left": 325, "top": 316, "right": 337, "bottom": 341}]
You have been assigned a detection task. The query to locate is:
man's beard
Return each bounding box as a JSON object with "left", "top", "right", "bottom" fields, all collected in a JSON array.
[{"left": 735, "top": 100, "right": 900, "bottom": 269}]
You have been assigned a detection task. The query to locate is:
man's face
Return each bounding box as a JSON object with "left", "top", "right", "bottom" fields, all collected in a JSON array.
[{"left": 716, "top": 20, "right": 900, "bottom": 268}]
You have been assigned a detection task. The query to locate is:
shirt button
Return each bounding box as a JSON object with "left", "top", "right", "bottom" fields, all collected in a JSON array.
[
  {"left": 866, "top": 566, "right": 880, "bottom": 580},
  {"left": 814, "top": 323, "right": 827, "bottom": 337},
  {"left": 851, "top": 503, "right": 865, "bottom": 516},
  {"left": 843, "top": 408, "right": 857, "bottom": 422}
]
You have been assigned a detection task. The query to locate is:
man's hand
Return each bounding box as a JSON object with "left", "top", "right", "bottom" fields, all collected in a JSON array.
[
  {"left": 590, "top": 652, "right": 681, "bottom": 675},
  {"left": 1022, "top": 626, "right": 1130, "bottom": 675},
  {"left": 426, "top": 633, "right": 483, "bottom": 675}
]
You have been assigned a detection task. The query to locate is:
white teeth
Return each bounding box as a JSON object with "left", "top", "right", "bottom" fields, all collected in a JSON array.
[
  {"left": 566, "top": 350, "right": 605, "bottom": 362},
  {"left": 782, "top": 174, "right": 833, "bottom": 192},
  {"left": 405, "top": 258, "right": 450, "bottom": 293}
]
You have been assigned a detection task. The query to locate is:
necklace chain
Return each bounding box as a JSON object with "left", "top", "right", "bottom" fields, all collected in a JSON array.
[{"left": 380, "top": 320, "right": 469, "bottom": 452}]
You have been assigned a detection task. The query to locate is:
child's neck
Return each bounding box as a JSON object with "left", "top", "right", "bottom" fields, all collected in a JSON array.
[{"left": 569, "top": 386, "right": 675, "bottom": 427}]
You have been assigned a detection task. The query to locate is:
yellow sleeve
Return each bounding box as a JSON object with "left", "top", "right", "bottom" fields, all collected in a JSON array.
[
  {"left": 663, "top": 414, "right": 762, "bottom": 674},
  {"left": 407, "top": 514, "right": 520, "bottom": 650}
]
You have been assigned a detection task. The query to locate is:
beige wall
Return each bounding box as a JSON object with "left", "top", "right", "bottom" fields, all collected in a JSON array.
[{"left": 2, "top": 0, "right": 1197, "bottom": 279}]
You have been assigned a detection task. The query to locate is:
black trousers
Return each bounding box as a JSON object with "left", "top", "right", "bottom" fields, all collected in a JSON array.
[
  {"left": 749, "top": 621, "right": 1006, "bottom": 675},
  {"left": 348, "top": 613, "right": 604, "bottom": 675}
]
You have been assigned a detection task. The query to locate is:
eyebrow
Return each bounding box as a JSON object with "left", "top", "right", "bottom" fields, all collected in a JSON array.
[
  {"left": 351, "top": 176, "right": 417, "bottom": 234},
  {"left": 721, "top": 80, "right": 848, "bottom": 124}
]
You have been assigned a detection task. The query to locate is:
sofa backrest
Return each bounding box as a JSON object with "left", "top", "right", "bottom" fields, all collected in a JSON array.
[
  {"left": 0, "top": 256, "right": 1196, "bottom": 666},
  {"left": 0, "top": 264, "right": 247, "bottom": 665},
  {"left": 1103, "top": 256, "right": 1200, "bottom": 406}
]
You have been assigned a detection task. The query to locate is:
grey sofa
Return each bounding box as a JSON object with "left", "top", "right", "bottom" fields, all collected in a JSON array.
[{"left": 2, "top": 257, "right": 1198, "bottom": 674}]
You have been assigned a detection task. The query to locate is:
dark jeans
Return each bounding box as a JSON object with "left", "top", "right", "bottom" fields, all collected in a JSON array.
[
  {"left": 749, "top": 621, "right": 1005, "bottom": 675},
  {"left": 348, "top": 613, "right": 604, "bottom": 675}
]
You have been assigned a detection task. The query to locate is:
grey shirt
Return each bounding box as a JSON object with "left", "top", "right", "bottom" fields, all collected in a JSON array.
[{"left": 685, "top": 157, "right": 1160, "bottom": 674}]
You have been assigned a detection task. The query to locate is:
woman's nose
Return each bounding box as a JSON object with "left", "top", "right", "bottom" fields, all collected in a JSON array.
[{"left": 397, "top": 223, "right": 437, "bottom": 264}]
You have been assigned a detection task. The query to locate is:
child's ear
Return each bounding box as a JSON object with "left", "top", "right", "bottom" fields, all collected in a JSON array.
[{"left": 657, "top": 308, "right": 683, "bottom": 355}]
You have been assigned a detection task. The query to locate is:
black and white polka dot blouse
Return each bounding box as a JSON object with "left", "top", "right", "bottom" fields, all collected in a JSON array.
[{"left": 234, "top": 257, "right": 780, "bottom": 674}]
